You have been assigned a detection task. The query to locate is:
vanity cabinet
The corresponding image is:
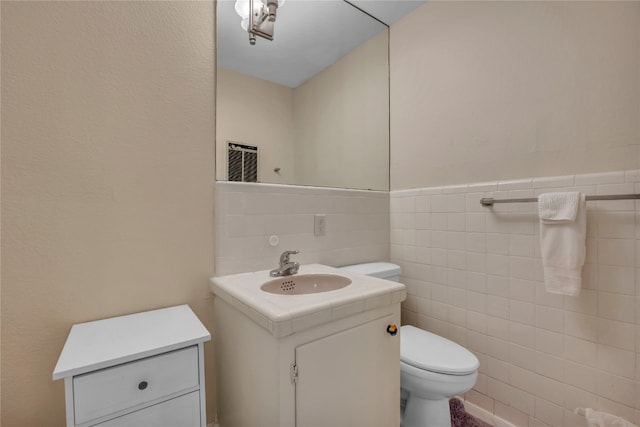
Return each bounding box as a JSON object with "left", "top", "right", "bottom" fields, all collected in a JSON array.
[
  {"left": 211, "top": 264, "right": 406, "bottom": 427},
  {"left": 53, "top": 305, "right": 211, "bottom": 427}
]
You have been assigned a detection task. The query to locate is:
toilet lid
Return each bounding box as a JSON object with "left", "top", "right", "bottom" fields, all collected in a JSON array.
[{"left": 401, "top": 325, "right": 479, "bottom": 375}]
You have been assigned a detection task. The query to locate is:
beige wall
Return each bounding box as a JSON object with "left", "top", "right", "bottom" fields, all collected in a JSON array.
[
  {"left": 1, "top": 2, "right": 215, "bottom": 425},
  {"left": 293, "top": 30, "right": 389, "bottom": 191},
  {"left": 391, "top": 1, "right": 640, "bottom": 190},
  {"left": 216, "top": 68, "right": 296, "bottom": 184}
]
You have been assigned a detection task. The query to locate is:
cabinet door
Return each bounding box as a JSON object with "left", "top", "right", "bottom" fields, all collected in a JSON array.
[
  {"left": 295, "top": 314, "right": 400, "bottom": 427},
  {"left": 96, "top": 391, "right": 200, "bottom": 427}
]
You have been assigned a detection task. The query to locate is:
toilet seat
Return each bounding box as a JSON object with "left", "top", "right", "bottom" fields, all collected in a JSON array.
[{"left": 401, "top": 326, "right": 479, "bottom": 375}]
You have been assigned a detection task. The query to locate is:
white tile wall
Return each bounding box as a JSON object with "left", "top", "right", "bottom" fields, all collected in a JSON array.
[
  {"left": 215, "top": 181, "right": 389, "bottom": 276},
  {"left": 393, "top": 170, "right": 640, "bottom": 427}
]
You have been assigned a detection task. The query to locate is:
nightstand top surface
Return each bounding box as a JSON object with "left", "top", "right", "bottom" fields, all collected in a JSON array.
[{"left": 53, "top": 304, "right": 211, "bottom": 380}]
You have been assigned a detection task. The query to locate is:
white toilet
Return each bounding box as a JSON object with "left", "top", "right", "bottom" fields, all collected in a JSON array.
[{"left": 340, "top": 262, "right": 480, "bottom": 427}]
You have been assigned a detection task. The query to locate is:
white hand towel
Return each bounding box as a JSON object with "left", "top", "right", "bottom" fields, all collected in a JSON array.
[
  {"left": 539, "top": 192, "right": 586, "bottom": 296},
  {"left": 538, "top": 191, "right": 581, "bottom": 222}
]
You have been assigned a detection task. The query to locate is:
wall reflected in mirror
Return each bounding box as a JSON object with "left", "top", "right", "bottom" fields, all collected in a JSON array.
[{"left": 216, "top": 0, "right": 389, "bottom": 191}]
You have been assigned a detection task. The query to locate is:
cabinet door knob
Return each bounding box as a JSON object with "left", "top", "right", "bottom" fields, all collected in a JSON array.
[
  {"left": 138, "top": 381, "right": 148, "bottom": 390},
  {"left": 386, "top": 324, "right": 398, "bottom": 336}
]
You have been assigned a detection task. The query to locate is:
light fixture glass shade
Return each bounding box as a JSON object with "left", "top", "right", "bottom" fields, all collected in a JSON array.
[{"left": 234, "top": 0, "right": 251, "bottom": 19}]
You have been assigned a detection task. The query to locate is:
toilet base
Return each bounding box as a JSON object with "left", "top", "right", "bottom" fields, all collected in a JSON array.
[{"left": 401, "top": 395, "right": 451, "bottom": 427}]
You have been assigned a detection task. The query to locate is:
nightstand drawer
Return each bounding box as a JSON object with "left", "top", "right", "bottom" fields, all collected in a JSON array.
[
  {"left": 73, "top": 346, "right": 199, "bottom": 425},
  {"left": 96, "top": 391, "right": 200, "bottom": 427}
]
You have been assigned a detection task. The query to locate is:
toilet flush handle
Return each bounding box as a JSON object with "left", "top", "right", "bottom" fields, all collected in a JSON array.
[{"left": 386, "top": 324, "right": 398, "bottom": 336}]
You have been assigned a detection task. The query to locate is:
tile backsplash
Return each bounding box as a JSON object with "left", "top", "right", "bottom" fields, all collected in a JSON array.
[
  {"left": 214, "top": 181, "right": 389, "bottom": 276},
  {"left": 392, "top": 170, "right": 640, "bottom": 427}
]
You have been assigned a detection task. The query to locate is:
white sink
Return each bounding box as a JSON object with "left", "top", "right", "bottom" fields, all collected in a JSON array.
[{"left": 261, "top": 274, "right": 352, "bottom": 295}]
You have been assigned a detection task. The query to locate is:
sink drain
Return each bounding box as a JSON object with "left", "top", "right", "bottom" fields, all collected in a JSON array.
[{"left": 280, "top": 280, "right": 296, "bottom": 292}]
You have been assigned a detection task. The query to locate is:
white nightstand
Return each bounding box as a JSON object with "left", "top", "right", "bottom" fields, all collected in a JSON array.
[{"left": 53, "top": 305, "right": 211, "bottom": 427}]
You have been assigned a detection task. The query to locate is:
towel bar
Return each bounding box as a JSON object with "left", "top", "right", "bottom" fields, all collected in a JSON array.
[{"left": 480, "top": 193, "right": 640, "bottom": 207}]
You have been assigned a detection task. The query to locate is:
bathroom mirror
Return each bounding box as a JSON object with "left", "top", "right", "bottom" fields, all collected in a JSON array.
[{"left": 216, "top": 0, "right": 389, "bottom": 191}]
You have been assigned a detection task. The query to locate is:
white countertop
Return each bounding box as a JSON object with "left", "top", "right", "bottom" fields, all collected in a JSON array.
[
  {"left": 210, "top": 264, "right": 406, "bottom": 338},
  {"left": 53, "top": 304, "right": 211, "bottom": 380}
]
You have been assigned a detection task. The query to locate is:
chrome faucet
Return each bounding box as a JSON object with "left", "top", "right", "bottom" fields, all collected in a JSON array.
[{"left": 270, "top": 250, "right": 300, "bottom": 277}]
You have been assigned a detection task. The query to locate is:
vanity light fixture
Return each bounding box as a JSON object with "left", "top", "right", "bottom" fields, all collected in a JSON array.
[{"left": 235, "top": 0, "right": 285, "bottom": 45}]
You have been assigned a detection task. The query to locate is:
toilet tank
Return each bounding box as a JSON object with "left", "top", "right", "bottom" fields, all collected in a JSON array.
[{"left": 339, "top": 262, "right": 401, "bottom": 282}]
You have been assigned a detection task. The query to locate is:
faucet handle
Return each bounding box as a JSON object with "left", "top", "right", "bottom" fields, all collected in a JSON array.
[{"left": 280, "top": 250, "right": 299, "bottom": 264}]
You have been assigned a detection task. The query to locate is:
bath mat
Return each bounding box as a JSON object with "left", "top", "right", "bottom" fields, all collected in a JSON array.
[{"left": 450, "top": 398, "right": 493, "bottom": 427}]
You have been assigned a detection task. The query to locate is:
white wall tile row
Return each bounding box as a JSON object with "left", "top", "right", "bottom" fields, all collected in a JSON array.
[
  {"left": 215, "top": 181, "right": 390, "bottom": 276},
  {"left": 392, "top": 169, "right": 640, "bottom": 427}
]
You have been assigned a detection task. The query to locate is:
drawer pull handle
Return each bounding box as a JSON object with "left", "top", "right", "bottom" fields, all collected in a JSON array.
[{"left": 138, "top": 381, "right": 148, "bottom": 391}]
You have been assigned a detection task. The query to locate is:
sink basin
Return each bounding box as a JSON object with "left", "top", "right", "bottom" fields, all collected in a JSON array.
[{"left": 261, "top": 274, "right": 352, "bottom": 295}]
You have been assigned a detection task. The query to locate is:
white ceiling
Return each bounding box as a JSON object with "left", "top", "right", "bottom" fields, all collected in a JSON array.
[{"left": 217, "top": 0, "right": 425, "bottom": 88}]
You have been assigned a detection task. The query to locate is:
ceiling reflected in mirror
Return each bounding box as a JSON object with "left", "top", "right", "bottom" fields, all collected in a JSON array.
[{"left": 217, "top": 0, "right": 387, "bottom": 88}]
